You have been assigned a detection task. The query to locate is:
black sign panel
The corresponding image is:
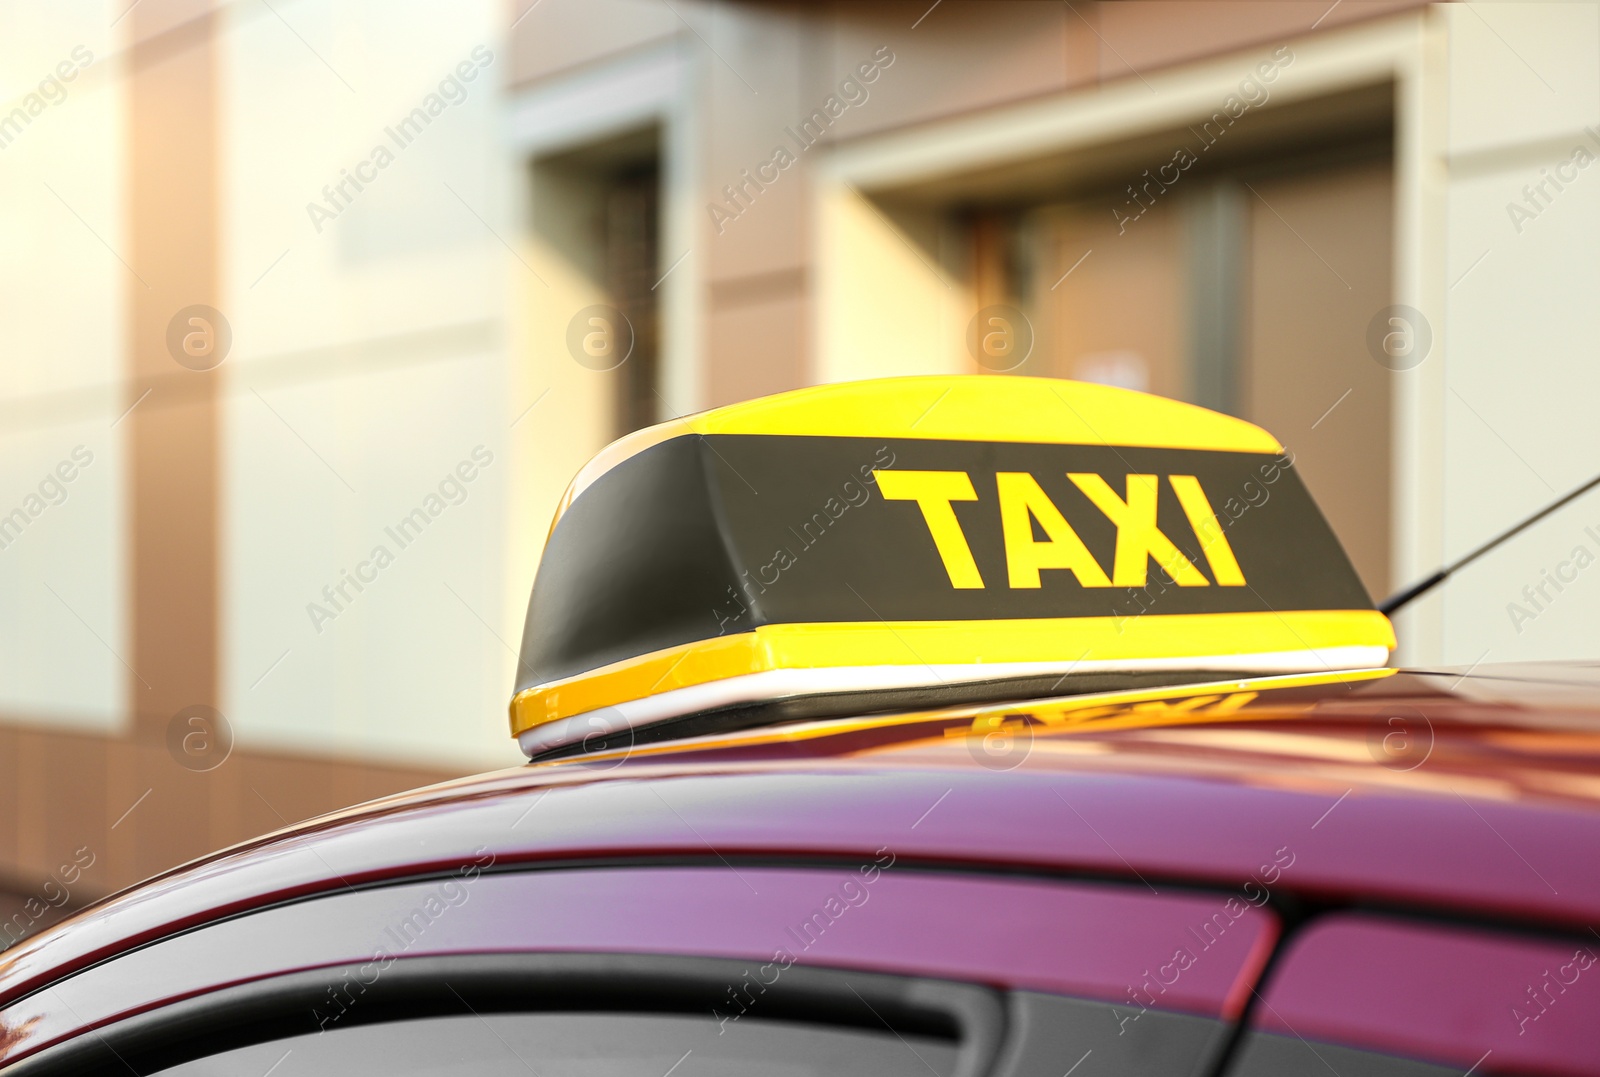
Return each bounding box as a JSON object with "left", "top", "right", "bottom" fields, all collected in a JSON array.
[{"left": 517, "top": 434, "right": 1372, "bottom": 691}]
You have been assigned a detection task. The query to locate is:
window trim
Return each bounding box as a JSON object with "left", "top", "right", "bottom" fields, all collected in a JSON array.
[{"left": 5, "top": 952, "right": 1004, "bottom": 1077}]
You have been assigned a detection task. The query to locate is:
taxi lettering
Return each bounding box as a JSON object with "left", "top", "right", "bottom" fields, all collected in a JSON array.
[{"left": 876, "top": 469, "right": 1246, "bottom": 590}]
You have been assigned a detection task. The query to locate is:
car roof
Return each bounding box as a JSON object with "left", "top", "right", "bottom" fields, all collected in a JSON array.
[{"left": 4, "top": 662, "right": 1600, "bottom": 1011}]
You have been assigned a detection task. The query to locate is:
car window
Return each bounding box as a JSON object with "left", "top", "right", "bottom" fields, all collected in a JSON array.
[
  {"left": 991, "top": 991, "right": 1230, "bottom": 1077},
  {"left": 0, "top": 866, "right": 1278, "bottom": 1065},
  {"left": 150, "top": 1011, "right": 960, "bottom": 1076},
  {"left": 1224, "top": 912, "right": 1600, "bottom": 1077},
  {"left": 2, "top": 867, "right": 1279, "bottom": 1076}
]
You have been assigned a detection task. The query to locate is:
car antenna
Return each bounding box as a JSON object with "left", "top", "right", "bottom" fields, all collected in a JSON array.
[{"left": 1380, "top": 471, "right": 1600, "bottom": 615}]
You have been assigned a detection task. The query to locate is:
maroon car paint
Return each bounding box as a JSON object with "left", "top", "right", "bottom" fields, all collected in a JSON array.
[
  {"left": 1254, "top": 913, "right": 1600, "bottom": 1077},
  {"left": 3, "top": 666, "right": 1599, "bottom": 1069}
]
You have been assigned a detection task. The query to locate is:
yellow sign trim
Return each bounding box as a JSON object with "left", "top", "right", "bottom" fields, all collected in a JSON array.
[
  {"left": 510, "top": 609, "right": 1396, "bottom": 736},
  {"left": 541, "top": 667, "right": 1400, "bottom": 766}
]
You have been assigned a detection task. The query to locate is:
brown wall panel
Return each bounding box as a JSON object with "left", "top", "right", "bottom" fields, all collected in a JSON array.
[
  {"left": 1033, "top": 200, "right": 1188, "bottom": 399},
  {"left": 1244, "top": 160, "right": 1393, "bottom": 599},
  {"left": 1092, "top": 1, "right": 1424, "bottom": 86},
  {"left": 822, "top": 1, "right": 1074, "bottom": 138},
  {"left": 0, "top": 728, "right": 17, "bottom": 881},
  {"left": 126, "top": 10, "right": 221, "bottom": 738},
  {"left": 0, "top": 722, "right": 460, "bottom": 946},
  {"left": 38, "top": 732, "right": 107, "bottom": 885},
  {"left": 706, "top": 289, "right": 809, "bottom": 406}
]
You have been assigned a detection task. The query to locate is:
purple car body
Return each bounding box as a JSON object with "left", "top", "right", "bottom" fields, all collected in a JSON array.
[{"left": 1, "top": 666, "right": 1598, "bottom": 1075}]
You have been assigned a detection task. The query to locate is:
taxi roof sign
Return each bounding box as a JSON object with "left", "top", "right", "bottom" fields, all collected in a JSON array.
[{"left": 512, "top": 375, "right": 1394, "bottom": 757}]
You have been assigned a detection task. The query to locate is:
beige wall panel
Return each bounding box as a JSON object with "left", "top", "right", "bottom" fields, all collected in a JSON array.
[
  {"left": 0, "top": 7, "right": 128, "bottom": 734},
  {"left": 223, "top": 354, "right": 524, "bottom": 773},
  {"left": 1245, "top": 161, "right": 1393, "bottom": 600},
  {"left": 0, "top": 10, "right": 125, "bottom": 406},
  {"left": 1445, "top": 2, "right": 1600, "bottom": 158},
  {"left": 816, "top": 188, "right": 966, "bottom": 383},
  {"left": 1437, "top": 139, "right": 1600, "bottom": 664},
  {"left": 509, "top": 159, "right": 633, "bottom": 620},
  {"left": 221, "top": 0, "right": 525, "bottom": 771},
  {"left": 0, "top": 423, "right": 125, "bottom": 731},
  {"left": 702, "top": 5, "right": 809, "bottom": 282},
  {"left": 0, "top": 8, "right": 129, "bottom": 754},
  {"left": 508, "top": 0, "right": 677, "bottom": 87}
]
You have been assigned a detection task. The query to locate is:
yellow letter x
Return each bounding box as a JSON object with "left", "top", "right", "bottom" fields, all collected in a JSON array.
[{"left": 1068, "top": 473, "right": 1208, "bottom": 587}]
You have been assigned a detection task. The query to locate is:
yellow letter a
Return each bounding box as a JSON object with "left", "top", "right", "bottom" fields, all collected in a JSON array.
[{"left": 996, "top": 473, "right": 1111, "bottom": 588}]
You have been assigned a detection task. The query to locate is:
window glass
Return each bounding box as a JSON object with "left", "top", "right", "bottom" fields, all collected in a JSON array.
[
  {"left": 153, "top": 1011, "right": 960, "bottom": 1077},
  {"left": 1226, "top": 1032, "right": 1461, "bottom": 1077},
  {"left": 993, "top": 991, "right": 1229, "bottom": 1077}
]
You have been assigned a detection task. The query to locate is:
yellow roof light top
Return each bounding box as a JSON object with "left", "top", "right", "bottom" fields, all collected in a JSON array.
[
  {"left": 554, "top": 374, "right": 1282, "bottom": 523},
  {"left": 511, "top": 376, "right": 1392, "bottom": 759}
]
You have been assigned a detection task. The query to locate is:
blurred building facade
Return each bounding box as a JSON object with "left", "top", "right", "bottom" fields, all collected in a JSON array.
[{"left": 3, "top": 0, "right": 1599, "bottom": 930}]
